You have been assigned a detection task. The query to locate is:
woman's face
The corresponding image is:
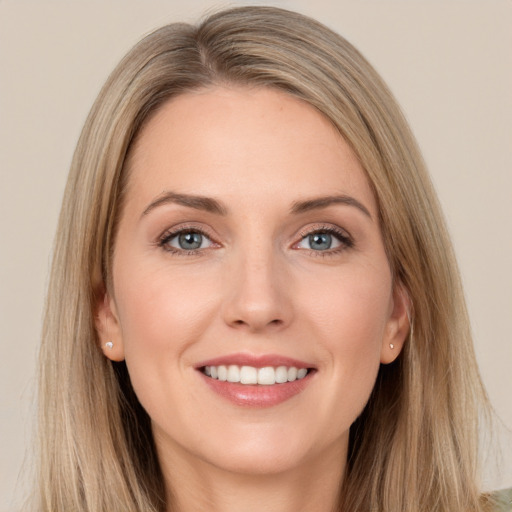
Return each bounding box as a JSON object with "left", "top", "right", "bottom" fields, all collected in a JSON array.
[{"left": 100, "top": 86, "right": 408, "bottom": 477}]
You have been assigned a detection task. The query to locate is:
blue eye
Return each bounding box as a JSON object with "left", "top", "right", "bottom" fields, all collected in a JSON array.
[
  {"left": 176, "top": 232, "right": 204, "bottom": 250},
  {"left": 307, "top": 233, "right": 334, "bottom": 250},
  {"left": 161, "top": 230, "right": 213, "bottom": 252},
  {"left": 296, "top": 228, "right": 351, "bottom": 252}
]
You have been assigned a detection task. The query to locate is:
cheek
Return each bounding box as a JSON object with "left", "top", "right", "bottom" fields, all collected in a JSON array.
[
  {"left": 304, "top": 264, "right": 391, "bottom": 344},
  {"left": 300, "top": 264, "right": 392, "bottom": 401},
  {"left": 115, "top": 259, "right": 219, "bottom": 343},
  {"left": 112, "top": 259, "right": 221, "bottom": 397}
]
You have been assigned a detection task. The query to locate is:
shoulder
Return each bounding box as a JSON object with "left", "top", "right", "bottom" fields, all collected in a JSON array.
[{"left": 490, "top": 488, "right": 512, "bottom": 511}]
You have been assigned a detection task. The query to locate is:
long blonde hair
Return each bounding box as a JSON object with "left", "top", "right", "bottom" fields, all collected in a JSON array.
[{"left": 35, "top": 6, "right": 493, "bottom": 511}]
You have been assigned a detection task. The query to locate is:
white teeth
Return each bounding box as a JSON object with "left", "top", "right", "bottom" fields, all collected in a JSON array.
[
  {"left": 227, "top": 365, "right": 240, "bottom": 383},
  {"left": 287, "top": 367, "right": 298, "bottom": 381},
  {"left": 257, "top": 367, "right": 275, "bottom": 385},
  {"left": 240, "top": 366, "right": 258, "bottom": 384},
  {"left": 203, "top": 364, "right": 310, "bottom": 385},
  {"left": 217, "top": 365, "right": 228, "bottom": 381},
  {"left": 275, "top": 366, "right": 288, "bottom": 384}
]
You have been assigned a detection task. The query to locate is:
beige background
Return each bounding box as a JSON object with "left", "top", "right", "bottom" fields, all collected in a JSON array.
[{"left": 1, "top": 0, "right": 511, "bottom": 509}]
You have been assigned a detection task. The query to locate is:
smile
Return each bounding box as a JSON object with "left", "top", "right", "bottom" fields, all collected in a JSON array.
[
  {"left": 196, "top": 354, "right": 316, "bottom": 407},
  {"left": 202, "top": 365, "right": 309, "bottom": 385}
]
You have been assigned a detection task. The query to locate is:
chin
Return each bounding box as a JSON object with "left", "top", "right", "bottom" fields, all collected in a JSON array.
[
  {"left": 204, "top": 441, "right": 310, "bottom": 476},
  {"left": 194, "top": 422, "right": 346, "bottom": 477}
]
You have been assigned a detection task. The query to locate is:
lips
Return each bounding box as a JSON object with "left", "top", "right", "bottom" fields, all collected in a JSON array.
[{"left": 196, "top": 353, "right": 316, "bottom": 407}]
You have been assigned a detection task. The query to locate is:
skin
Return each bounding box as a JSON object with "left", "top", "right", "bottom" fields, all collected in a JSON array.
[{"left": 97, "top": 86, "right": 409, "bottom": 512}]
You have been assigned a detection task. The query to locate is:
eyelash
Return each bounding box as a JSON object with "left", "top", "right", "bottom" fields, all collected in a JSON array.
[
  {"left": 157, "top": 224, "right": 354, "bottom": 256},
  {"left": 295, "top": 225, "right": 354, "bottom": 257},
  {"left": 157, "top": 225, "right": 217, "bottom": 256}
]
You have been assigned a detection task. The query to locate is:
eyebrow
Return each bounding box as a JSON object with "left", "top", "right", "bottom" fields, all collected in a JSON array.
[
  {"left": 290, "top": 195, "right": 372, "bottom": 219},
  {"left": 142, "top": 191, "right": 228, "bottom": 217},
  {"left": 142, "top": 191, "right": 372, "bottom": 220}
]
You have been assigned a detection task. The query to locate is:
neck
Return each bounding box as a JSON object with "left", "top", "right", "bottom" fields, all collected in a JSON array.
[
  {"left": 159, "top": 440, "right": 347, "bottom": 512},
  {"left": 161, "top": 440, "right": 346, "bottom": 512}
]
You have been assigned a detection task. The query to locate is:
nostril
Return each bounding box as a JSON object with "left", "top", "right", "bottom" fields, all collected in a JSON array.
[{"left": 229, "top": 318, "right": 284, "bottom": 330}]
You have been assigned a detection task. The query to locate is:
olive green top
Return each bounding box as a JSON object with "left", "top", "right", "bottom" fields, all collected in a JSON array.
[{"left": 492, "top": 488, "right": 512, "bottom": 511}]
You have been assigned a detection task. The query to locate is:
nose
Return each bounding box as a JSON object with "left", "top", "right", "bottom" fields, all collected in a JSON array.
[{"left": 221, "top": 244, "right": 294, "bottom": 333}]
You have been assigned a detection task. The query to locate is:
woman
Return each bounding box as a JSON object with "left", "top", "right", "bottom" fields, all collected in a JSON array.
[{"left": 34, "top": 6, "right": 506, "bottom": 512}]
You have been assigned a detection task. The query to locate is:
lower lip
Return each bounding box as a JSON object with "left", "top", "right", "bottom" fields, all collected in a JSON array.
[{"left": 199, "top": 371, "right": 314, "bottom": 407}]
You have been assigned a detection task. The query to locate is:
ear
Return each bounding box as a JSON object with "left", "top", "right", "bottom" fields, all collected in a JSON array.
[
  {"left": 95, "top": 288, "right": 125, "bottom": 362},
  {"left": 380, "top": 282, "right": 411, "bottom": 365}
]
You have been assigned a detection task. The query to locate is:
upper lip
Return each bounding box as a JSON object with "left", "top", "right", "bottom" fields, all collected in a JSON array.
[{"left": 195, "top": 353, "right": 315, "bottom": 370}]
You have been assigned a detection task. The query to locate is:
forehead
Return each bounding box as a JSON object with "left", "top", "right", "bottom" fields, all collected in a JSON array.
[{"left": 124, "top": 86, "right": 377, "bottom": 216}]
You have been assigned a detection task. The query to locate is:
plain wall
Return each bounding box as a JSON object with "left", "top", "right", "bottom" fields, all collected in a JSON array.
[{"left": 1, "top": 0, "right": 511, "bottom": 509}]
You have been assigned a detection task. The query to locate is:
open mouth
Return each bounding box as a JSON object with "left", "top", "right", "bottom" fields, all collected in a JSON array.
[
  {"left": 201, "top": 365, "right": 312, "bottom": 385},
  {"left": 197, "top": 357, "right": 316, "bottom": 407}
]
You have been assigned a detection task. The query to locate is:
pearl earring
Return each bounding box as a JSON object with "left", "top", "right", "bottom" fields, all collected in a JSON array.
[
  {"left": 105, "top": 341, "right": 114, "bottom": 350},
  {"left": 389, "top": 343, "right": 395, "bottom": 349}
]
